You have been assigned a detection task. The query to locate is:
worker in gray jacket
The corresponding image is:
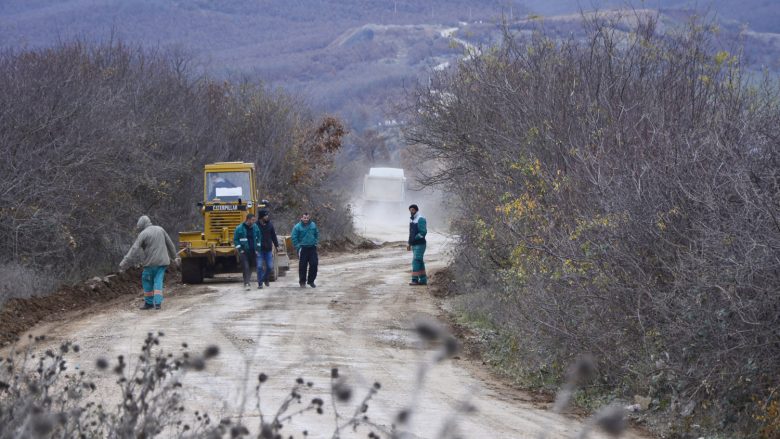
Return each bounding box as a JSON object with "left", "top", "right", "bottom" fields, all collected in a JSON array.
[{"left": 119, "top": 215, "right": 179, "bottom": 310}]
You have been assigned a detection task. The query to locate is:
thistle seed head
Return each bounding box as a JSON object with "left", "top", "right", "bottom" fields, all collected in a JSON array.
[
  {"left": 595, "top": 404, "right": 627, "bottom": 437},
  {"left": 567, "top": 355, "right": 596, "bottom": 385},
  {"left": 95, "top": 358, "right": 109, "bottom": 370},
  {"left": 203, "top": 345, "right": 220, "bottom": 359}
]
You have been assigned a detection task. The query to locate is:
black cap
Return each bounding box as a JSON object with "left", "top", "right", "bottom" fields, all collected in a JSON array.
[{"left": 258, "top": 209, "right": 270, "bottom": 218}]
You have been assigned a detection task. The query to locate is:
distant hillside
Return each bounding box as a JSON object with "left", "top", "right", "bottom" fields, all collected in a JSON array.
[
  {"left": 459, "top": 8, "right": 780, "bottom": 75},
  {"left": 0, "top": 0, "right": 508, "bottom": 59},
  {"left": 0, "top": 0, "right": 513, "bottom": 126},
  {"left": 1, "top": 0, "right": 779, "bottom": 139},
  {"left": 520, "top": 0, "right": 780, "bottom": 33}
]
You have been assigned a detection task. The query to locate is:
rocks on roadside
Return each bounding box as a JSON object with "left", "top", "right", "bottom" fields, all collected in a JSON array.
[
  {"left": 86, "top": 273, "right": 122, "bottom": 290},
  {"left": 635, "top": 395, "right": 652, "bottom": 410},
  {"left": 87, "top": 277, "right": 103, "bottom": 291}
]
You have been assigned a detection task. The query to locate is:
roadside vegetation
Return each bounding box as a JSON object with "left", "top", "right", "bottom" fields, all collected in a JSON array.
[
  {"left": 0, "top": 41, "right": 348, "bottom": 304},
  {"left": 407, "top": 13, "right": 780, "bottom": 438}
]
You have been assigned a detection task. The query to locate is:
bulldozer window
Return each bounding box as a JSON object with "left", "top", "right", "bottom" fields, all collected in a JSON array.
[{"left": 207, "top": 172, "right": 251, "bottom": 202}]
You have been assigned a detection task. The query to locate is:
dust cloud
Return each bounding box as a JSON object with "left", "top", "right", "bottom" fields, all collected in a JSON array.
[
  {"left": 351, "top": 174, "right": 451, "bottom": 244},
  {"left": 352, "top": 200, "right": 409, "bottom": 243}
]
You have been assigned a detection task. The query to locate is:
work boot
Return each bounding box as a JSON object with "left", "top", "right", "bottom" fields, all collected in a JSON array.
[
  {"left": 307, "top": 282, "right": 316, "bottom": 288},
  {"left": 154, "top": 303, "right": 162, "bottom": 310},
  {"left": 299, "top": 282, "right": 306, "bottom": 288},
  {"left": 140, "top": 302, "right": 154, "bottom": 310},
  {"left": 257, "top": 284, "right": 263, "bottom": 289},
  {"left": 264, "top": 280, "right": 270, "bottom": 287},
  {"left": 244, "top": 283, "right": 250, "bottom": 291}
]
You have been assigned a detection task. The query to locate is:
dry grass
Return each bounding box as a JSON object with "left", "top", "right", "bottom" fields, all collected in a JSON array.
[{"left": 0, "top": 263, "right": 57, "bottom": 306}]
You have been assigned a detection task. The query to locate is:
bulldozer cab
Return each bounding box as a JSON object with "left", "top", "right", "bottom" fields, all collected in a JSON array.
[
  {"left": 203, "top": 162, "right": 259, "bottom": 244},
  {"left": 207, "top": 171, "right": 251, "bottom": 202}
]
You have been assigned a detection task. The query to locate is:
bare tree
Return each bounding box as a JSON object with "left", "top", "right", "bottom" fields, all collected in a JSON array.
[{"left": 0, "top": 41, "right": 348, "bottom": 299}]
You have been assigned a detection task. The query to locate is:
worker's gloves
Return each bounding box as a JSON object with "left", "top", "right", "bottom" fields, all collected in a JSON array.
[
  {"left": 174, "top": 257, "right": 181, "bottom": 268},
  {"left": 118, "top": 260, "right": 129, "bottom": 272}
]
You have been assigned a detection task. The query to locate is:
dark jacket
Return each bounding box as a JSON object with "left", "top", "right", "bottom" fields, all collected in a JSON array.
[
  {"left": 409, "top": 213, "right": 427, "bottom": 246},
  {"left": 257, "top": 220, "right": 279, "bottom": 252}
]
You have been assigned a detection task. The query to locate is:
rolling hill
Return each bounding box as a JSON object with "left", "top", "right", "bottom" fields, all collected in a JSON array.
[{"left": 1, "top": 1, "right": 778, "bottom": 135}]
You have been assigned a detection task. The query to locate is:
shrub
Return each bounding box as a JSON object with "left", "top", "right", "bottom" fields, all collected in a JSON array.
[
  {"left": 0, "top": 41, "right": 349, "bottom": 290},
  {"left": 407, "top": 12, "right": 780, "bottom": 437},
  {"left": 0, "top": 263, "right": 57, "bottom": 306}
]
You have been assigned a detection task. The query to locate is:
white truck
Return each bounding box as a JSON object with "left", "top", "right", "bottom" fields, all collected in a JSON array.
[
  {"left": 362, "top": 168, "right": 406, "bottom": 217},
  {"left": 363, "top": 167, "right": 406, "bottom": 202}
]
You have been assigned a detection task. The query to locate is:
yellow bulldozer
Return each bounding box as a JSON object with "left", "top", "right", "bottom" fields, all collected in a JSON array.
[{"left": 177, "top": 161, "right": 289, "bottom": 284}]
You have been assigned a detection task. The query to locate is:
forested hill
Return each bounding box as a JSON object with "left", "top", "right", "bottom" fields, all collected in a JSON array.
[
  {"left": 0, "top": 0, "right": 505, "bottom": 59},
  {"left": 5, "top": 1, "right": 778, "bottom": 59},
  {"left": 0, "top": 0, "right": 507, "bottom": 126},
  {"left": 2, "top": 0, "right": 779, "bottom": 125},
  {"left": 521, "top": 0, "right": 780, "bottom": 32}
]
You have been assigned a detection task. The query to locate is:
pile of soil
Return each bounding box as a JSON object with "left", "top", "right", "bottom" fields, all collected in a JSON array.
[
  {"left": 0, "top": 268, "right": 150, "bottom": 347},
  {"left": 318, "top": 235, "right": 382, "bottom": 253},
  {"left": 428, "top": 267, "right": 456, "bottom": 298}
]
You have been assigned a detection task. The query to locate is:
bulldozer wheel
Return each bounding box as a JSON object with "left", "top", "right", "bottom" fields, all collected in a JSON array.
[{"left": 181, "top": 258, "right": 204, "bottom": 284}]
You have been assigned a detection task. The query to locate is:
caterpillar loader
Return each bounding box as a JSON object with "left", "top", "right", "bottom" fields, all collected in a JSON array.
[{"left": 177, "top": 162, "right": 289, "bottom": 284}]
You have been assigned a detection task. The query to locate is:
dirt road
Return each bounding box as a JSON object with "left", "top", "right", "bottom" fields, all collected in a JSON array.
[{"left": 18, "top": 228, "right": 644, "bottom": 438}]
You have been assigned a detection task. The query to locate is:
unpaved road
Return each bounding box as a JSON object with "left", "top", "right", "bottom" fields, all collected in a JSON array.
[{"left": 16, "top": 228, "right": 644, "bottom": 439}]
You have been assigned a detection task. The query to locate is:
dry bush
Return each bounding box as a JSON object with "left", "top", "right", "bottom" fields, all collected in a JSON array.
[
  {"left": 0, "top": 263, "right": 58, "bottom": 307},
  {"left": 0, "top": 41, "right": 349, "bottom": 295},
  {"left": 407, "top": 12, "right": 780, "bottom": 437},
  {"left": 0, "top": 334, "right": 218, "bottom": 438}
]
